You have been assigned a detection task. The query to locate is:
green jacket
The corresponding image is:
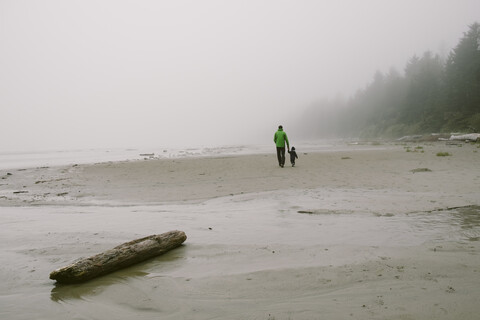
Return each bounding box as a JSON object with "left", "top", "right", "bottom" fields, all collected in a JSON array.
[{"left": 274, "top": 128, "right": 289, "bottom": 148}]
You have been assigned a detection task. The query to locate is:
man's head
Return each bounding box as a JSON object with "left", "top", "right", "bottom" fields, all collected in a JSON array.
[{"left": 278, "top": 125, "right": 283, "bottom": 130}]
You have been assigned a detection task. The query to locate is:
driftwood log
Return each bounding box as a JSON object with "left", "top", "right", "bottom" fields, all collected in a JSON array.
[{"left": 50, "top": 230, "right": 187, "bottom": 284}]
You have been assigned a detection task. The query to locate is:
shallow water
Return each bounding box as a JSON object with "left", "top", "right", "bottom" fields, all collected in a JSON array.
[
  {"left": 1, "top": 188, "right": 478, "bottom": 319},
  {"left": 0, "top": 144, "right": 275, "bottom": 170}
]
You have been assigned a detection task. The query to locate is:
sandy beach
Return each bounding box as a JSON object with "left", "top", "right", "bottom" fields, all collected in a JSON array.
[{"left": 1, "top": 141, "right": 480, "bottom": 319}]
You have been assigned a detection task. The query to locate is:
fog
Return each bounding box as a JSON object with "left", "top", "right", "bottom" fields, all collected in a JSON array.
[{"left": 1, "top": 0, "right": 479, "bottom": 151}]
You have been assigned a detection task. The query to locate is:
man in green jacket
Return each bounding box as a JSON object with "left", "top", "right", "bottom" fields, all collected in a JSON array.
[{"left": 274, "top": 125, "right": 289, "bottom": 167}]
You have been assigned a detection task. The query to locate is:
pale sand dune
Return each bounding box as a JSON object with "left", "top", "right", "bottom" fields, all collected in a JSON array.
[{"left": 1, "top": 142, "right": 480, "bottom": 319}]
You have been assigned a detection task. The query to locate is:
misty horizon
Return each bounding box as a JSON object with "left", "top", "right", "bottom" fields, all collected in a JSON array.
[{"left": 1, "top": 1, "right": 480, "bottom": 152}]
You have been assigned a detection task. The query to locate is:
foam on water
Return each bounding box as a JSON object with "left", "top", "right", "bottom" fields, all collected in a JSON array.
[{"left": 0, "top": 145, "right": 254, "bottom": 170}]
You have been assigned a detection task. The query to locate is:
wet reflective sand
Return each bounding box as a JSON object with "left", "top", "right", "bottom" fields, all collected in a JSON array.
[
  {"left": 1, "top": 194, "right": 480, "bottom": 319},
  {"left": 1, "top": 143, "right": 479, "bottom": 319}
]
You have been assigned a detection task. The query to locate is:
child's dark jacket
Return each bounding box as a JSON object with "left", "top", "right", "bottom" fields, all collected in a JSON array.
[{"left": 288, "top": 149, "right": 298, "bottom": 162}]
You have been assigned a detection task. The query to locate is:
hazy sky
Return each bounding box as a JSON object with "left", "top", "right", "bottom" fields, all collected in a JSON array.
[{"left": 1, "top": 1, "right": 479, "bottom": 151}]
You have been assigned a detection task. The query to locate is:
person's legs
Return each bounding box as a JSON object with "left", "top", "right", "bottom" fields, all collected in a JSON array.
[
  {"left": 280, "top": 147, "right": 285, "bottom": 167},
  {"left": 276, "top": 147, "right": 282, "bottom": 166},
  {"left": 276, "top": 147, "right": 285, "bottom": 167}
]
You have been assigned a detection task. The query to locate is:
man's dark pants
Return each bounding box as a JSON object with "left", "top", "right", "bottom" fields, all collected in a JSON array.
[{"left": 276, "top": 147, "right": 285, "bottom": 167}]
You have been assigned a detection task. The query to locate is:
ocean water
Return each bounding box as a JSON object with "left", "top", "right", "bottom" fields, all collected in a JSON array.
[{"left": 0, "top": 145, "right": 264, "bottom": 170}]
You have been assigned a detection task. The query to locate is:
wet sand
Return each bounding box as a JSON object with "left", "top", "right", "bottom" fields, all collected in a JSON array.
[{"left": 1, "top": 142, "right": 480, "bottom": 319}]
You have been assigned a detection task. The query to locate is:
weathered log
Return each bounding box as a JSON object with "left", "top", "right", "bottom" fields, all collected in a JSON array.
[
  {"left": 50, "top": 230, "right": 187, "bottom": 284},
  {"left": 450, "top": 133, "right": 480, "bottom": 142}
]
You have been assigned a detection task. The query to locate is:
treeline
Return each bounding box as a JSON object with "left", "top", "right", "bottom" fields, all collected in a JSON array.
[{"left": 299, "top": 22, "right": 480, "bottom": 139}]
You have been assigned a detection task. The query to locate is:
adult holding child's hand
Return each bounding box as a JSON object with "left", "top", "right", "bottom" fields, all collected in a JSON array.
[{"left": 273, "top": 125, "right": 289, "bottom": 168}]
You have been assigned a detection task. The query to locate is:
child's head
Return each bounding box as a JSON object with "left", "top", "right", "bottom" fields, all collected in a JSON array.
[{"left": 291, "top": 146, "right": 295, "bottom": 150}]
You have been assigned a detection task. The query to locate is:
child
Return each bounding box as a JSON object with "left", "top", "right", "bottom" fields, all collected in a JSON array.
[{"left": 288, "top": 146, "right": 298, "bottom": 167}]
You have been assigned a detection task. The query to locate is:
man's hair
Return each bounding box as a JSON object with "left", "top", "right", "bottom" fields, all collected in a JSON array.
[{"left": 278, "top": 125, "right": 283, "bottom": 129}]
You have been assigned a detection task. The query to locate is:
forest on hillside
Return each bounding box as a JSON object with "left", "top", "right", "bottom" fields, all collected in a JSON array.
[{"left": 298, "top": 23, "right": 480, "bottom": 139}]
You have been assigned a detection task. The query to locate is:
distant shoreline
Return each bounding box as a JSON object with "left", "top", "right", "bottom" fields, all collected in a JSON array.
[
  {"left": 0, "top": 139, "right": 391, "bottom": 171},
  {"left": 1, "top": 141, "right": 478, "bottom": 207}
]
